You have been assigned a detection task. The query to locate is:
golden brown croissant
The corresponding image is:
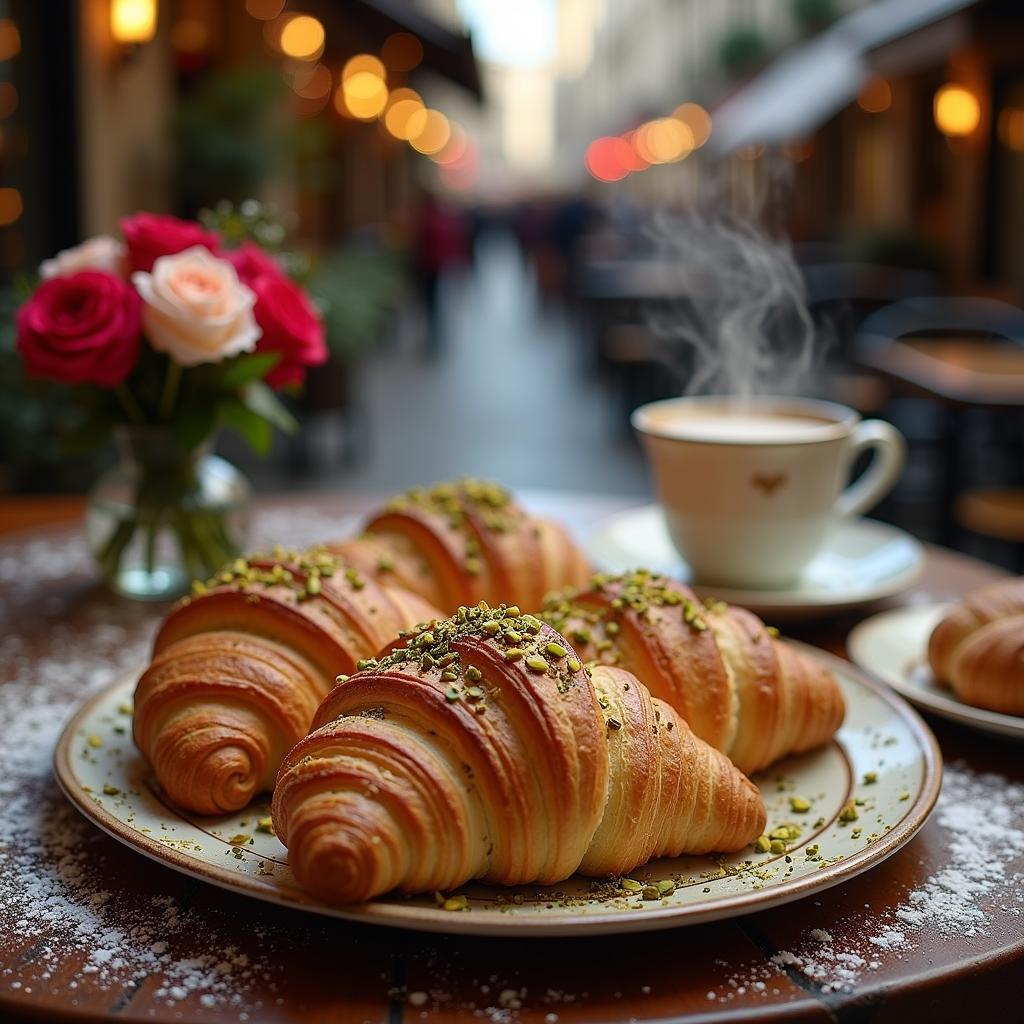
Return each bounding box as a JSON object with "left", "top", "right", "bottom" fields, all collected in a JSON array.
[
  {"left": 327, "top": 479, "right": 591, "bottom": 612},
  {"left": 927, "top": 577, "right": 1024, "bottom": 715},
  {"left": 538, "top": 570, "right": 845, "bottom": 776},
  {"left": 272, "top": 603, "right": 766, "bottom": 905},
  {"left": 133, "top": 548, "right": 440, "bottom": 815}
]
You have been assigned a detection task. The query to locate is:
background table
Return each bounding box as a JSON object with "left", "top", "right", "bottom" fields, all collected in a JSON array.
[{"left": 0, "top": 492, "right": 1019, "bottom": 1024}]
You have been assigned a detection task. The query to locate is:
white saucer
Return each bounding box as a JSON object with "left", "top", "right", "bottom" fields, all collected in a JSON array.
[
  {"left": 586, "top": 505, "right": 924, "bottom": 620},
  {"left": 848, "top": 603, "right": 1024, "bottom": 742}
]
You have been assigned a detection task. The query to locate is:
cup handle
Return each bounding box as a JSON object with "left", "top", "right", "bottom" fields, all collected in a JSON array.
[{"left": 835, "top": 419, "right": 906, "bottom": 518}]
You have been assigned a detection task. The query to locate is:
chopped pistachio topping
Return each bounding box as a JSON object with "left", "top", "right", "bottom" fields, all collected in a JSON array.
[
  {"left": 256, "top": 817, "right": 275, "bottom": 834},
  {"left": 769, "top": 839, "right": 786, "bottom": 854},
  {"left": 567, "top": 656, "right": 581, "bottom": 673},
  {"left": 87, "top": 734, "right": 103, "bottom": 748},
  {"left": 525, "top": 655, "right": 549, "bottom": 673},
  {"left": 335, "top": 673, "right": 350, "bottom": 685},
  {"left": 863, "top": 771, "right": 878, "bottom": 785},
  {"left": 544, "top": 642, "right": 568, "bottom": 659},
  {"left": 838, "top": 800, "right": 859, "bottom": 823},
  {"left": 753, "top": 835, "right": 771, "bottom": 853},
  {"left": 102, "top": 784, "right": 120, "bottom": 796},
  {"left": 444, "top": 685, "right": 460, "bottom": 702},
  {"left": 620, "top": 878, "right": 643, "bottom": 893},
  {"left": 641, "top": 884, "right": 661, "bottom": 901},
  {"left": 442, "top": 894, "right": 469, "bottom": 912},
  {"left": 465, "top": 666, "right": 482, "bottom": 682},
  {"left": 789, "top": 796, "right": 811, "bottom": 813},
  {"left": 657, "top": 879, "right": 676, "bottom": 896},
  {"left": 228, "top": 834, "right": 250, "bottom": 846}
]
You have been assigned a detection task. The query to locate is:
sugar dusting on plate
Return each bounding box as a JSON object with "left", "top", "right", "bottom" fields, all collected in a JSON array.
[
  {"left": 0, "top": 510, "right": 345, "bottom": 1017},
  {"left": 704, "top": 765, "right": 1024, "bottom": 1002}
]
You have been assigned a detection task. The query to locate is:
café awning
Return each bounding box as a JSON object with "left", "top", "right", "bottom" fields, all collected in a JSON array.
[{"left": 709, "top": 0, "right": 977, "bottom": 153}]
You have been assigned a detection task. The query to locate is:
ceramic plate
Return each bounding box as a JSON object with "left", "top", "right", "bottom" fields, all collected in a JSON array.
[
  {"left": 587, "top": 505, "right": 924, "bottom": 620},
  {"left": 54, "top": 647, "right": 940, "bottom": 937},
  {"left": 848, "top": 604, "right": 1024, "bottom": 742}
]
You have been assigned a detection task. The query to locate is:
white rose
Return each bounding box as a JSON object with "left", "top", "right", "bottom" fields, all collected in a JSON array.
[
  {"left": 39, "top": 235, "right": 126, "bottom": 279},
  {"left": 132, "top": 246, "right": 261, "bottom": 366}
]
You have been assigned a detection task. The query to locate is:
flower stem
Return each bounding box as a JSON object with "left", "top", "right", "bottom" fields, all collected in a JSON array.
[
  {"left": 159, "top": 360, "right": 182, "bottom": 421},
  {"left": 114, "top": 384, "right": 146, "bottom": 424}
]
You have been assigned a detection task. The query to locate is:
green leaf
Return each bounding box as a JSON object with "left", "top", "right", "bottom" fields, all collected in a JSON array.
[
  {"left": 173, "top": 402, "right": 217, "bottom": 451},
  {"left": 218, "top": 352, "right": 280, "bottom": 390},
  {"left": 241, "top": 380, "right": 298, "bottom": 435},
  {"left": 217, "top": 397, "right": 272, "bottom": 455}
]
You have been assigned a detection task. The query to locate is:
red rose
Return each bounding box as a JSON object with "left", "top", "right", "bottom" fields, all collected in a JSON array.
[
  {"left": 120, "top": 212, "right": 219, "bottom": 274},
  {"left": 224, "top": 241, "right": 283, "bottom": 288},
  {"left": 16, "top": 271, "right": 142, "bottom": 387},
  {"left": 249, "top": 273, "right": 328, "bottom": 389}
]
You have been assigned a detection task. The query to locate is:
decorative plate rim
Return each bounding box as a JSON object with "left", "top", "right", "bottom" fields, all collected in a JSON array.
[
  {"left": 54, "top": 646, "right": 942, "bottom": 937},
  {"left": 847, "top": 603, "right": 1024, "bottom": 741},
  {"left": 586, "top": 505, "right": 925, "bottom": 614}
]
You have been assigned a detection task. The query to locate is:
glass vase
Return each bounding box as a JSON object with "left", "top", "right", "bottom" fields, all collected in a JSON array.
[{"left": 85, "top": 427, "right": 252, "bottom": 601}]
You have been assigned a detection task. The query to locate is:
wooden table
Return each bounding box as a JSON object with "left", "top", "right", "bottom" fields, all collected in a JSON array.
[
  {"left": 853, "top": 336, "right": 1024, "bottom": 547},
  {"left": 0, "top": 492, "right": 1018, "bottom": 1024}
]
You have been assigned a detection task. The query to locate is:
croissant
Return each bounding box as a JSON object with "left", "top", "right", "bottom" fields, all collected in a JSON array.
[
  {"left": 927, "top": 577, "right": 1024, "bottom": 715},
  {"left": 538, "top": 570, "right": 845, "bottom": 776},
  {"left": 133, "top": 548, "right": 440, "bottom": 815},
  {"left": 272, "top": 603, "right": 766, "bottom": 905},
  {"left": 327, "top": 478, "right": 591, "bottom": 612}
]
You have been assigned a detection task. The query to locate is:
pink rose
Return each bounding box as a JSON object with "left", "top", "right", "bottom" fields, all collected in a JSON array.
[
  {"left": 121, "top": 213, "right": 219, "bottom": 274},
  {"left": 224, "top": 241, "right": 283, "bottom": 288},
  {"left": 39, "top": 235, "right": 126, "bottom": 279},
  {"left": 16, "top": 271, "right": 141, "bottom": 387},
  {"left": 249, "top": 272, "right": 328, "bottom": 388},
  {"left": 132, "top": 246, "right": 260, "bottom": 366}
]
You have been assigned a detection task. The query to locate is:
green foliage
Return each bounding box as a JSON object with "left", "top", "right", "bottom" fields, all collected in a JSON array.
[
  {"left": 792, "top": 0, "right": 837, "bottom": 32},
  {"left": 173, "top": 68, "right": 328, "bottom": 210},
  {"left": 307, "top": 243, "right": 407, "bottom": 360},
  {"left": 718, "top": 26, "right": 770, "bottom": 77}
]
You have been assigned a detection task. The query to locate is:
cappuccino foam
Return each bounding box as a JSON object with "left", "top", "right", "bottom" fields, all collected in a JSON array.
[{"left": 655, "top": 413, "right": 833, "bottom": 443}]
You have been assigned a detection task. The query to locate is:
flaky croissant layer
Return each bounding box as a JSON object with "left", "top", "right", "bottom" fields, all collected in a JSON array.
[
  {"left": 928, "top": 577, "right": 1024, "bottom": 715},
  {"left": 133, "top": 548, "right": 440, "bottom": 815},
  {"left": 539, "top": 570, "right": 845, "bottom": 775},
  {"left": 328, "top": 478, "right": 591, "bottom": 612},
  {"left": 272, "top": 604, "right": 766, "bottom": 905}
]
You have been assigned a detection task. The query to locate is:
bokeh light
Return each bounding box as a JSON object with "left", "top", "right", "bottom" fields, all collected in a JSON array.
[
  {"left": 109, "top": 0, "right": 155, "bottom": 46},
  {"left": 290, "top": 62, "right": 332, "bottom": 100},
  {"left": 382, "top": 32, "right": 423, "bottom": 73},
  {"left": 857, "top": 78, "right": 892, "bottom": 114},
  {"left": 279, "top": 15, "right": 325, "bottom": 61},
  {"left": 672, "top": 103, "right": 711, "bottom": 148},
  {"left": 342, "top": 54, "right": 386, "bottom": 82},
  {"left": 635, "top": 118, "right": 693, "bottom": 164},
  {"left": 0, "top": 187, "right": 22, "bottom": 226},
  {"left": 246, "top": 0, "right": 285, "bottom": 19},
  {"left": 338, "top": 67, "right": 389, "bottom": 120},
  {"left": 383, "top": 88, "right": 424, "bottom": 138},
  {"left": 585, "top": 136, "right": 632, "bottom": 182},
  {"left": 432, "top": 125, "right": 468, "bottom": 166},
  {"left": 934, "top": 84, "right": 980, "bottom": 137},
  {"left": 407, "top": 108, "right": 451, "bottom": 155},
  {"left": 0, "top": 19, "right": 20, "bottom": 60},
  {"left": 619, "top": 132, "right": 650, "bottom": 172},
  {"left": 998, "top": 107, "right": 1024, "bottom": 152}
]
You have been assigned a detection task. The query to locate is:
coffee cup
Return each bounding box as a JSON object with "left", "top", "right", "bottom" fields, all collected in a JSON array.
[{"left": 631, "top": 395, "right": 906, "bottom": 589}]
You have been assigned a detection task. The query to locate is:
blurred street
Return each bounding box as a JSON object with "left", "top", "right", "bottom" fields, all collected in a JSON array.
[{"left": 278, "top": 228, "right": 650, "bottom": 496}]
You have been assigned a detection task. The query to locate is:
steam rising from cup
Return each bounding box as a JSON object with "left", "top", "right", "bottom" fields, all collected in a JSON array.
[{"left": 647, "top": 207, "right": 830, "bottom": 398}]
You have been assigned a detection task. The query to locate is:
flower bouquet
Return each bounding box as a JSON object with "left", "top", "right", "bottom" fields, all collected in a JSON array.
[{"left": 15, "top": 207, "right": 327, "bottom": 599}]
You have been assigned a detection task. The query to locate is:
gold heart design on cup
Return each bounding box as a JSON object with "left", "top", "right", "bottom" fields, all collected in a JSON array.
[
  {"left": 751, "top": 472, "right": 787, "bottom": 496},
  {"left": 632, "top": 396, "right": 906, "bottom": 589}
]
